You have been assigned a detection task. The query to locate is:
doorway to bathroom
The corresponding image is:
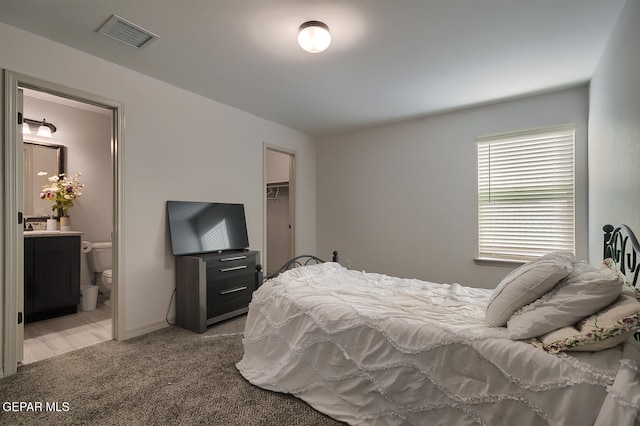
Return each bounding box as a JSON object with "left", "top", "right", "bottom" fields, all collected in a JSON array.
[
  {"left": 21, "top": 88, "right": 113, "bottom": 364},
  {"left": 265, "top": 146, "right": 296, "bottom": 274},
  {"left": 3, "top": 71, "right": 124, "bottom": 376}
]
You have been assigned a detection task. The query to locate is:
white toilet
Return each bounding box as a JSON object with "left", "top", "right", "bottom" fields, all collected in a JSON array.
[{"left": 86, "top": 241, "right": 112, "bottom": 306}]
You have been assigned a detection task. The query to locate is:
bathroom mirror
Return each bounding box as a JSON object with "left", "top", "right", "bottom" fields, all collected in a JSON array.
[{"left": 23, "top": 141, "right": 66, "bottom": 218}]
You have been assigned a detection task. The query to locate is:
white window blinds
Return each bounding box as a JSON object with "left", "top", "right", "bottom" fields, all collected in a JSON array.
[{"left": 477, "top": 126, "right": 575, "bottom": 261}]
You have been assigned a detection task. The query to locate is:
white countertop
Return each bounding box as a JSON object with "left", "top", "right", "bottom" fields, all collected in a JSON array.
[{"left": 23, "top": 230, "right": 84, "bottom": 238}]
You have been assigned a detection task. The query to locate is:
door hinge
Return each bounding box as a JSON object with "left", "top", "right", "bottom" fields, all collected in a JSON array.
[
  {"left": 18, "top": 111, "right": 23, "bottom": 125},
  {"left": 17, "top": 312, "right": 23, "bottom": 325}
]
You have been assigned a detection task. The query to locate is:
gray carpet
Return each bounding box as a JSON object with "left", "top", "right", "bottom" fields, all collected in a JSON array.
[{"left": 0, "top": 315, "right": 344, "bottom": 425}]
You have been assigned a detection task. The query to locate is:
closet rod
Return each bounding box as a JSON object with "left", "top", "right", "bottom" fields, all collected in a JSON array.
[{"left": 266, "top": 182, "right": 289, "bottom": 189}]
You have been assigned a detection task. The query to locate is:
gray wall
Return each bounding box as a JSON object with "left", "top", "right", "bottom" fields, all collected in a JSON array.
[
  {"left": 0, "top": 21, "right": 317, "bottom": 339},
  {"left": 317, "top": 87, "right": 589, "bottom": 289},
  {"left": 588, "top": 0, "right": 640, "bottom": 261}
]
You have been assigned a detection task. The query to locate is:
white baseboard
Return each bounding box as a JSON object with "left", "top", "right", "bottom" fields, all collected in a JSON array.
[{"left": 124, "top": 317, "right": 175, "bottom": 340}]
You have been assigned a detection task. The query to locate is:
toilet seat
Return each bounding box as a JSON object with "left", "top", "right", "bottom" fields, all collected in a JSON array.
[{"left": 102, "top": 269, "right": 113, "bottom": 288}]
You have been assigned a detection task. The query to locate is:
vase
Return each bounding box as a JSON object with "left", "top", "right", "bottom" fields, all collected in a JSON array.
[{"left": 60, "top": 216, "right": 71, "bottom": 231}]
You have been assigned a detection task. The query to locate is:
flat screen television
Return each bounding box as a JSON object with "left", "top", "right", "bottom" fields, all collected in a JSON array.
[{"left": 167, "top": 200, "right": 250, "bottom": 256}]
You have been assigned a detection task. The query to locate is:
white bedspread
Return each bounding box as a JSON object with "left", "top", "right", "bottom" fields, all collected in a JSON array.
[{"left": 237, "top": 263, "right": 640, "bottom": 425}]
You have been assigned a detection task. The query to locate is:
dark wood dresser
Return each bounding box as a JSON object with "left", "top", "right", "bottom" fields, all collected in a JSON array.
[{"left": 175, "top": 250, "right": 260, "bottom": 333}]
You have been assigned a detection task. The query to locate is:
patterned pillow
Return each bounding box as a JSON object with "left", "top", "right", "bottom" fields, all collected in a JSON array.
[
  {"left": 534, "top": 287, "right": 640, "bottom": 354},
  {"left": 485, "top": 251, "right": 575, "bottom": 327},
  {"left": 602, "top": 258, "right": 640, "bottom": 297}
]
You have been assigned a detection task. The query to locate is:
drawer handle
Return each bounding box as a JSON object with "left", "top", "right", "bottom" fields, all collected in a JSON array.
[
  {"left": 220, "top": 286, "right": 247, "bottom": 295},
  {"left": 219, "top": 256, "right": 247, "bottom": 262},
  {"left": 219, "top": 265, "right": 247, "bottom": 272}
]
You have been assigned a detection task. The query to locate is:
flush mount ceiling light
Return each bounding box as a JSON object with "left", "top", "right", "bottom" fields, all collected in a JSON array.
[
  {"left": 298, "top": 21, "right": 331, "bottom": 53},
  {"left": 23, "top": 118, "right": 57, "bottom": 138}
]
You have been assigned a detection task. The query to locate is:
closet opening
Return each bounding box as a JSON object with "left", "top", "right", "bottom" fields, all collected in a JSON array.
[{"left": 265, "top": 147, "right": 295, "bottom": 275}]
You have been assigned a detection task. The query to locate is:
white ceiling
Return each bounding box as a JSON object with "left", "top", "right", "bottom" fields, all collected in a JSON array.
[{"left": 0, "top": 0, "right": 626, "bottom": 136}]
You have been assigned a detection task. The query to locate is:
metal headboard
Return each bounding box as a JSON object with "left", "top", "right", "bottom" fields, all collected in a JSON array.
[
  {"left": 263, "top": 251, "right": 339, "bottom": 282},
  {"left": 603, "top": 224, "right": 640, "bottom": 343},
  {"left": 603, "top": 224, "right": 640, "bottom": 289}
]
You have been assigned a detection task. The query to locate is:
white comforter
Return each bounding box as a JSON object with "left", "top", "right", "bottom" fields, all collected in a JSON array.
[{"left": 237, "top": 263, "right": 640, "bottom": 425}]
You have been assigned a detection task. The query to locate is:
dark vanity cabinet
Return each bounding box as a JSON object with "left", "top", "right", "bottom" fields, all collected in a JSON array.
[
  {"left": 175, "top": 250, "right": 261, "bottom": 333},
  {"left": 24, "top": 235, "right": 81, "bottom": 323}
]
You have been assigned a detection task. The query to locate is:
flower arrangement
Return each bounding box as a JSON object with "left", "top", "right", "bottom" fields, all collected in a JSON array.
[{"left": 38, "top": 171, "right": 84, "bottom": 217}]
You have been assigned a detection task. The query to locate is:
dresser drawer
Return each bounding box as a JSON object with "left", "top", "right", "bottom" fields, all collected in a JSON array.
[
  {"left": 206, "top": 253, "right": 257, "bottom": 281},
  {"left": 206, "top": 281, "right": 253, "bottom": 319}
]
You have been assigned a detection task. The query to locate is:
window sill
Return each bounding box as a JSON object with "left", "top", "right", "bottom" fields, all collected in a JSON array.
[{"left": 474, "top": 257, "right": 526, "bottom": 267}]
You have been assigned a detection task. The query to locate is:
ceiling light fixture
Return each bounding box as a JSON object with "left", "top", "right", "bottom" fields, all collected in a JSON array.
[
  {"left": 23, "top": 118, "right": 57, "bottom": 138},
  {"left": 298, "top": 21, "right": 331, "bottom": 53}
]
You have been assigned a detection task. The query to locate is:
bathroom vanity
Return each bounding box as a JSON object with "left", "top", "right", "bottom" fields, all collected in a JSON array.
[{"left": 24, "top": 231, "right": 82, "bottom": 323}]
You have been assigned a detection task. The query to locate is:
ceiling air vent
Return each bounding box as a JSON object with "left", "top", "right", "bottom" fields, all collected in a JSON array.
[{"left": 97, "top": 15, "right": 159, "bottom": 49}]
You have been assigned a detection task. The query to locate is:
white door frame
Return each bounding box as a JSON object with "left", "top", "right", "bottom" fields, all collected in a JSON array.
[
  {"left": 2, "top": 70, "right": 125, "bottom": 377},
  {"left": 263, "top": 143, "right": 297, "bottom": 272}
]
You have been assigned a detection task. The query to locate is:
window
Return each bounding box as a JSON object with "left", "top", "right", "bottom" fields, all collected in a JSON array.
[{"left": 477, "top": 126, "right": 575, "bottom": 262}]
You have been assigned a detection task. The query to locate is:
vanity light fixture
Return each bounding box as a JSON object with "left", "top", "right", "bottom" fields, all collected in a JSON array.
[
  {"left": 23, "top": 118, "right": 57, "bottom": 138},
  {"left": 37, "top": 120, "right": 53, "bottom": 138},
  {"left": 298, "top": 20, "right": 331, "bottom": 53}
]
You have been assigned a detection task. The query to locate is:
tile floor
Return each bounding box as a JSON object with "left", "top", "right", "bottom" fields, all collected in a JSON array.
[{"left": 22, "top": 298, "right": 112, "bottom": 365}]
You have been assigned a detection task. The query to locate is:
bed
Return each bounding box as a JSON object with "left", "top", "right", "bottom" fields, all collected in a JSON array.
[{"left": 237, "top": 225, "right": 640, "bottom": 425}]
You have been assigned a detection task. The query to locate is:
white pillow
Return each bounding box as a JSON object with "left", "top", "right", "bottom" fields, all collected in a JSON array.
[
  {"left": 485, "top": 251, "right": 575, "bottom": 327},
  {"left": 507, "top": 261, "right": 624, "bottom": 339},
  {"left": 536, "top": 287, "right": 640, "bottom": 353}
]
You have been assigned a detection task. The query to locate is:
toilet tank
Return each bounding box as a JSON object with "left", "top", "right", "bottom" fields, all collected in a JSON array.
[{"left": 86, "top": 241, "right": 112, "bottom": 273}]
